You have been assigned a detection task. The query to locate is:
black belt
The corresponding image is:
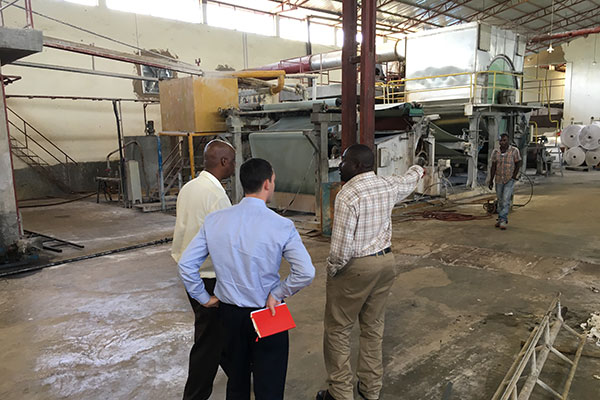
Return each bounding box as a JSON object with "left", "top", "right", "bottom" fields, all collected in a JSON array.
[{"left": 368, "top": 247, "right": 391, "bottom": 257}]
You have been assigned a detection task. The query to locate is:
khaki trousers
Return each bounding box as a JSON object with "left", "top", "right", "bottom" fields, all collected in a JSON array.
[{"left": 323, "top": 252, "right": 397, "bottom": 400}]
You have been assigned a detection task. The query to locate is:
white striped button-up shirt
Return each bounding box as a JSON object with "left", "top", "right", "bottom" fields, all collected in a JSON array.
[{"left": 327, "top": 166, "right": 424, "bottom": 277}]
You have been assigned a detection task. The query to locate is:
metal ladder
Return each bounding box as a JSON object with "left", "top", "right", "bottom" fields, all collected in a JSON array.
[{"left": 492, "top": 293, "right": 587, "bottom": 400}]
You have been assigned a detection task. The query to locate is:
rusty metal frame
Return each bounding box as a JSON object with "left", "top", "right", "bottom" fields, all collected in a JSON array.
[
  {"left": 492, "top": 293, "right": 588, "bottom": 400},
  {"left": 341, "top": 0, "right": 358, "bottom": 152}
]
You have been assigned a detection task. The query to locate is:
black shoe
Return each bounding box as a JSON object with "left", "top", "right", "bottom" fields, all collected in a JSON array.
[{"left": 316, "top": 390, "right": 336, "bottom": 400}]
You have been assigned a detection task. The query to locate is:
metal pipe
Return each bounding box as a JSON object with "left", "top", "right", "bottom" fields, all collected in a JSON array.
[
  {"left": 112, "top": 100, "right": 126, "bottom": 206},
  {"left": 247, "top": 42, "right": 405, "bottom": 74},
  {"left": 157, "top": 135, "right": 165, "bottom": 212},
  {"left": 12, "top": 61, "right": 159, "bottom": 81},
  {"left": 262, "top": 98, "right": 340, "bottom": 111},
  {"left": 529, "top": 25, "right": 600, "bottom": 43},
  {"left": 43, "top": 36, "right": 204, "bottom": 76},
  {"left": 233, "top": 70, "right": 286, "bottom": 94},
  {"left": 360, "top": 0, "right": 376, "bottom": 150},
  {"left": 342, "top": 0, "right": 358, "bottom": 152},
  {"left": 6, "top": 94, "right": 158, "bottom": 102},
  {"left": 188, "top": 134, "right": 195, "bottom": 179}
]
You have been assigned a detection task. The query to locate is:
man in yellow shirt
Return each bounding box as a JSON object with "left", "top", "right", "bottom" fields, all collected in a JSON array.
[{"left": 171, "top": 139, "right": 235, "bottom": 400}]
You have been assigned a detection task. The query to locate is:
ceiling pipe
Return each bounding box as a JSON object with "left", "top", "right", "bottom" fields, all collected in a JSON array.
[
  {"left": 529, "top": 26, "right": 600, "bottom": 43},
  {"left": 246, "top": 41, "right": 405, "bottom": 74}
]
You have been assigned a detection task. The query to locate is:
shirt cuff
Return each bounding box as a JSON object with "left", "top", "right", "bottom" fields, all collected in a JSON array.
[
  {"left": 269, "top": 286, "right": 284, "bottom": 302},
  {"left": 192, "top": 290, "right": 212, "bottom": 305}
]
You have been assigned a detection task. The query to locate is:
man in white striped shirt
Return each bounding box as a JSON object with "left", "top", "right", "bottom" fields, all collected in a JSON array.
[{"left": 317, "top": 144, "right": 424, "bottom": 400}]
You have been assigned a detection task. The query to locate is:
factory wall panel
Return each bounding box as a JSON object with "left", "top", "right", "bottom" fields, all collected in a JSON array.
[
  {"left": 2, "top": 0, "right": 338, "bottom": 175},
  {"left": 562, "top": 33, "right": 600, "bottom": 125}
]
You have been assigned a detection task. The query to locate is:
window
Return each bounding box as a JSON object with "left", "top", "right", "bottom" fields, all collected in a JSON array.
[
  {"left": 141, "top": 66, "right": 174, "bottom": 94},
  {"left": 206, "top": 3, "right": 275, "bottom": 36},
  {"left": 280, "top": 17, "right": 308, "bottom": 42},
  {"left": 64, "top": 0, "right": 98, "bottom": 5},
  {"left": 106, "top": 0, "right": 202, "bottom": 24},
  {"left": 309, "top": 23, "right": 335, "bottom": 46}
]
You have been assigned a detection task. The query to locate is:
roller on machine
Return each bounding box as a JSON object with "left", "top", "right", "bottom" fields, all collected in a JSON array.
[
  {"left": 578, "top": 124, "right": 600, "bottom": 150},
  {"left": 561, "top": 124, "right": 583, "bottom": 148},
  {"left": 585, "top": 149, "right": 600, "bottom": 168},
  {"left": 564, "top": 146, "right": 586, "bottom": 167}
]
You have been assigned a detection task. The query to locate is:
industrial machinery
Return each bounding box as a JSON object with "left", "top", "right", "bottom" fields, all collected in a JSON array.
[{"left": 155, "top": 21, "right": 537, "bottom": 231}]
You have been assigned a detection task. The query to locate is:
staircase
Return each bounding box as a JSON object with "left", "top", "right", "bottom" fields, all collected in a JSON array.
[
  {"left": 7, "top": 107, "right": 77, "bottom": 193},
  {"left": 150, "top": 138, "right": 186, "bottom": 205}
]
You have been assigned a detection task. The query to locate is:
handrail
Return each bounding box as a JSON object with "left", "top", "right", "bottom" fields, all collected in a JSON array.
[
  {"left": 8, "top": 120, "right": 64, "bottom": 165},
  {"left": 7, "top": 106, "right": 77, "bottom": 164},
  {"left": 375, "top": 69, "right": 565, "bottom": 108}
]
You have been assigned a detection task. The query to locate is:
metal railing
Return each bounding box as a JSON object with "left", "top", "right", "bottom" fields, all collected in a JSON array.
[
  {"left": 375, "top": 70, "right": 565, "bottom": 107},
  {"left": 0, "top": 0, "right": 34, "bottom": 28},
  {"left": 7, "top": 106, "right": 77, "bottom": 166}
]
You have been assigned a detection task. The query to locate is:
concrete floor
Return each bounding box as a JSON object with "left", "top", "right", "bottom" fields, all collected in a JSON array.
[{"left": 1, "top": 171, "right": 600, "bottom": 399}]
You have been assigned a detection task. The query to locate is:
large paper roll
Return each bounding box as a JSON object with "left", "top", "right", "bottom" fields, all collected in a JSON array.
[
  {"left": 579, "top": 124, "right": 600, "bottom": 150},
  {"left": 564, "top": 147, "right": 586, "bottom": 167},
  {"left": 561, "top": 124, "right": 583, "bottom": 148},
  {"left": 585, "top": 149, "right": 600, "bottom": 167}
]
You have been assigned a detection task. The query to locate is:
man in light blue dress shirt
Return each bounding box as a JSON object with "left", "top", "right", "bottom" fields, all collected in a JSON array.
[{"left": 178, "top": 158, "right": 315, "bottom": 400}]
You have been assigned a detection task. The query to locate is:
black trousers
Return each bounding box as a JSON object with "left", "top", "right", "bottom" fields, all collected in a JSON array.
[
  {"left": 219, "top": 302, "right": 289, "bottom": 400},
  {"left": 183, "top": 278, "right": 224, "bottom": 400}
]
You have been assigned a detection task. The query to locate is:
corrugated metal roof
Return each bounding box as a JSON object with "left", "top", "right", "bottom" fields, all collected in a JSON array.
[{"left": 231, "top": 0, "right": 600, "bottom": 51}]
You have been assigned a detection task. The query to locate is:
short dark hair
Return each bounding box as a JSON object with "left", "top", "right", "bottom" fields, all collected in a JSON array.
[
  {"left": 345, "top": 144, "right": 375, "bottom": 170},
  {"left": 240, "top": 158, "right": 273, "bottom": 194},
  {"left": 500, "top": 133, "right": 509, "bottom": 139}
]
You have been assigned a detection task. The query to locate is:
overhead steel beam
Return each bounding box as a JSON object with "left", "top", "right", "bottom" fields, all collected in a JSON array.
[
  {"left": 462, "top": 0, "right": 529, "bottom": 22},
  {"left": 504, "top": 0, "right": 588, "bottom": 29},
  {"left": 43, "top": 36, "right": 204, "bottom": 76},
  {"left": 328, "top": 0, "right": 444, "bottom": 29},
  {"left": 532, "top": 8, "right": 600, "bottom": 35},
  {"left": 342, "top": 0, "right": 358, "bottom": 152},
  {"left": 360, "top": 0, "right": 376, "bottom": 150},
  {"left": 11, "top": 61, "right": 159, "bottom": 81},
  {"left": 398, "top": 0, "right": 473, "bottom": 31}
]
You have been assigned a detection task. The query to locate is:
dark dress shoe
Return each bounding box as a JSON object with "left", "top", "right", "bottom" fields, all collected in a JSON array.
[{"left": 316, "top": 390, "right": 336, "bottom": 400}]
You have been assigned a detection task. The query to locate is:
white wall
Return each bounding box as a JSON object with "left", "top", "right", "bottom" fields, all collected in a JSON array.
[
  {"left": 562, "top": 33, "right": 600, "bottom": 125},
  {"left": 523, "top": 46, "right": 566, "bottom": 104},
  {"left": 3, "top": 0, "right": 338, "bottom": 167}
]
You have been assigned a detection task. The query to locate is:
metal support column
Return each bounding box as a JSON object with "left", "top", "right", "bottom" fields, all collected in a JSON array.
[
  {"left": 0, "top": 65, "right": 21, "bottom": 254},
  {"left": 359, "top": 0, "right": 376, "bottom": 150},
  {"left": 467, "top": 114, "right": 479, "bottom": 189},
  {"left": 487, "top": 114, "right": 500, "bottom": 182},
  {"left": 341, "top": 0, "right": 357, "bottom": 152}
]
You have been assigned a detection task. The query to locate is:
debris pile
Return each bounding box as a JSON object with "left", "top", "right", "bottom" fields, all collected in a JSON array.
[{"left": 580, "top": 312, "right": 600, "bottom": 346}]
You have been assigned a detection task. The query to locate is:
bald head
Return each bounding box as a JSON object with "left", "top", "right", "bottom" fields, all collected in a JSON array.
[
  {"left": 339, "top": 144, "right": 374, "bottom": 182},
  {"left": 203, "top": 139, "right": 235, "bottom": 180}
]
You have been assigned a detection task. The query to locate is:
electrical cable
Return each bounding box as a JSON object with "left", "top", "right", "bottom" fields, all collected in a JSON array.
[
  {"left": 18, "top": 192, "right": 96, "bottom": 208},
  {"left": 1, "top": 1, "right": 199, "bottom": 68},
  {"left": 513, "top": 173, "right": 534, "bottom": 207}
]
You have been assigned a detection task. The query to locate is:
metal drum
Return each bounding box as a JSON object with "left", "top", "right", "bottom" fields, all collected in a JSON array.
[
  {"left": 561, "top": 124, "right": 583, "bottom": 148},
  {"left": 579, "top": 124, "right": 600, "bottom": 150},
  {"left": 585, "top": 149, "right": 600, "bottom": 167},
  {"left": 564, "top": 146, "right": 586, "bottom": 167}
]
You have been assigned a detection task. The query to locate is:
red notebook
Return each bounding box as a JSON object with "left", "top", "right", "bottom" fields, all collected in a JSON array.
[{"left": 250, "top": 303, "right": 296, "bottom": 339}]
